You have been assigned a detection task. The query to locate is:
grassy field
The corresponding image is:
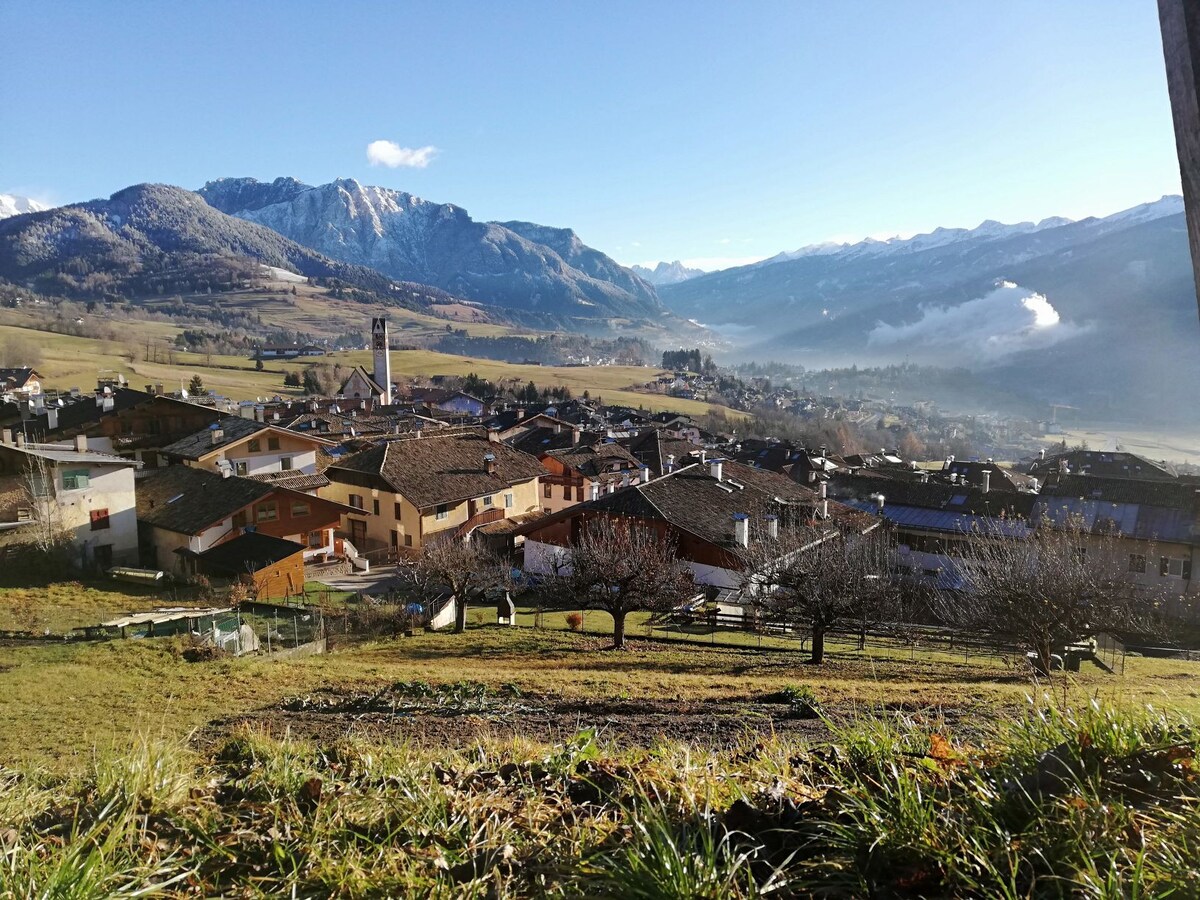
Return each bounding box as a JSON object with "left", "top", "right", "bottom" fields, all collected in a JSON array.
[{"left": 3, "top": 313, "right": 744, "bottom": 417}]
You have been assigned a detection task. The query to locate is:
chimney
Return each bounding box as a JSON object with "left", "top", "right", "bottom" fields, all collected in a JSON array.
[
  {"left": 920, "top": 471, "right": 930, "bottom": 483},
  {"left": 571, "top": 426, "right": 581, "bottom": 446},
  {"left": 1039, "top": 448, "right": 1046, "bottom": 460},
  {"left": 483, "top": 452, "right": 497, "bottom": 476},
  {"left": 1031, "top": 477, "right": 1039, "bottom": 492},
  {"left": 875, "top": 494, "right": 885, "bottom": 512},
  {"left": 640, "top": 466, "right": 651, "bottom": 484},
  {"left": 155, "top": 383, "right": 164, "bottom": 396},
  {"left": 698, "top": 449, "right": 707, "bottom": 464},
  {"left": 820, "top": 499, "right": 829, "bottom": 519},
  {"left": 665, "top": 453, "right": 675, "bottom": 474},
  {"left": 74, "top": 435, "right": 87, "bottom": 452},
  {"left": 732, "top": 513, "right": 749, "bottom": 548},
  {"left": 487, "top": 426, "right": 501, "bottom": 444},
  {"left": 14, "top": 432, "right": 25, "bottom": 448},
  {"left": 818, "top": 481, "right": 827, "bottom": 500},
  {"left": 47, "top": 408, "right": 58, "bottom": 430},
  {"left": 807, "top": 470, "right": 817, "bottom": 483},
  {"left": 1, "top": 428, "right": 10, "bottom": 445},
  {"left": 819, "top": 445, "right": 827, "bottom": 458},
  {"left": 210, "top": 426, "right": 224, "bottom": 445},
  {"left": 765, "top": 514, "right": 779, "bottom": 540},
  {"left": 981, "top": 470, "right": 991, "bottom": 494},
  {"left": 590, "top": 481, "right": 600, "bottom": 501},
  {"left": 709, "top": 458, "right": 723, "bottom": 481}
]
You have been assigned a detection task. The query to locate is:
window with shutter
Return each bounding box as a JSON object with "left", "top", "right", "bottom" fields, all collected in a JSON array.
[{"left": 90, "top": 508, "right": 110, "bottom": 530}]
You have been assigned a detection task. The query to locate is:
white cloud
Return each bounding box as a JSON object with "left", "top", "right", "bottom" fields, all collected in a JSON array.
[
  {"left": 366, "top": 140, "right": 439, "bottom": 168},
  {"left": 867, "top": 280, "right": 1088, "bottom": 367}
]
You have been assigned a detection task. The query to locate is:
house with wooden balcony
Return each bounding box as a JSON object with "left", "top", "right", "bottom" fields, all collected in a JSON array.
[
  {"left": 321, "top": 428, "right": 545, "bottom": 557},
  {"left": 159, "top": 416, "right": 334, "bottom": 478}
]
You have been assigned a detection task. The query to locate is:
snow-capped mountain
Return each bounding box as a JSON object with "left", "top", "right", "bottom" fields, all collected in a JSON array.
[
  {"left": 0, "top": 194, "right": 49, "bottom": 219},
  {"left": 631, "top": 260, "right": 705, "bottom": 286},
  {"left": 199, "top": 177, "right": 662, "bottom": 323}
]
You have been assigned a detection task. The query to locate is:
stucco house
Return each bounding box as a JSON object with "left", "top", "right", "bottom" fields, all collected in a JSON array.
[
  {"left": 321, "top": 428, "right": 545, "bottom": 557},
  {"left": 159, "top": 417, "right": 333, "bottom": 477},
  {"left": 0, "top": 431, "right": 141, "bottom": 571},
  {"left": 136, "top": 465, "right": 352, "bottom": 575}
]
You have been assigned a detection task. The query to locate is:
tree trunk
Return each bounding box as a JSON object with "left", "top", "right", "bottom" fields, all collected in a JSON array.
[
  {"left": 811, "top": 623, "right": 826, "bottom": 664},
  {"left": 612, "top": 609, "right": 627, "bottom": 649},
  {"left": 454, "top": 595, "right": 467, "bottom": 634}
]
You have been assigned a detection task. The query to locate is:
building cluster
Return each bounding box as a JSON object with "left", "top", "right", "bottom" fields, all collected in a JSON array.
[{"left": 1, "top": 318, "right": 1197, "bottom": 614}]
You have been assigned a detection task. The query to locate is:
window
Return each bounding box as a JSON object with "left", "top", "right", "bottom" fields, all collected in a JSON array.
[
  {"left": 247, "top": 439, "right": 261, "bottom": 452},
  {"left": 89, "top": 508, "right": 110, "bottom": 530},
  {"left": 348, "top": 494, "right": 364, "bottom": 510},
  {"left": 435, "top": 503, "right": 449, "bottom": 521},
  {"left": 563, "top": 484, "right": 571, "bottom": 500},
  {"left": 373, "top": 498, "right": 380, "bottom": 516},
  {"left": 576, "top": 486, "right": 583, "bottom": 502},
  {"left": 404, "top": 534, "right": 413, "bottom": 547},
  {"left": 235, "top": 461, "right": 248, "bottom": 477},
  {"left": 233, "top": 510, "right": 248, "bottom": 529},
  {"left": 291, "top": 501, "right": 310, "bottom": 517},
  {"left": 256, "top": 501, "right": 278, "bottom": 522},
  {"left": 267, "top": 436, "right": 280, "bottom": 451},
  {"left": 61, "top": 468, "right": 89, "bottom": 490},
  {"left": 482, "top": 495, "right": 493, "bottom": 507},
  {"left": 504, "top": 493, "right": 514, "bottom": 509},
  {"left": 395, "top": 501, "right": 403, "bottom": 519},
  {"left": 1160, "top": 557, "right": 1191, "bottom": 579},
  {"left": 544, "top": 483, "right": 552, "bottom": 499},
  {"left": 308, "top": 529, "right": 324, "bottom": 548},
  {"left": 280, "top": 457, "right": 293, "bottom": 471},
  {"left": 1129, "top": 554, "right": 1146, "bottom": 574}
]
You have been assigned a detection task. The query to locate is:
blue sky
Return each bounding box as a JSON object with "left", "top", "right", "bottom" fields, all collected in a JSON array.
[{"left": 1, "top": 1, "right": 1181, "bottom": 270}]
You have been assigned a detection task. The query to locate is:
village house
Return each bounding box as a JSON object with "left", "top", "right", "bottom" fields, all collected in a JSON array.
[
  {"left": 338, "top": 366, "right": 388, "bottom": 403},
  {"left": 537, "top": 441, "right": 648, "bottom": 514},
  {"left": 520, "top": 457, "right": 873, "bottom": 591},
  {"left": 1034, "top": 474, "right": 1200, "bottom": 611},
  {"left": 0, "top": 430, "right": 141, "bottom": 571},
  {"left": 135, "top": 465, "right": 352, "bottom": 579},
  {"left": 0, "top": 367, "right": 43, "bottom": 399},
  {"left": 321, "top": 428, "right": 545, "bottom": 557},
  {"left": 159, "top": 417, "right": 333, "bottom": 477},
  {"left": 253, "top": 345, "right": 325, "bottom": 359},
  {"left": 26, "top": 387, "right": 223, "bottom": 468}
]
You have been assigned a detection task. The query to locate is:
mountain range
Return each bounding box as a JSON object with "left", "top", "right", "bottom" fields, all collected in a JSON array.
[
  {"left": 659, "top": 196, "right": 1198, "bottom": 421},
  {"left": 631, "top": 260, "right": 705, "bottom": 285},
  {"left": 0, "top": 183, "right": 462, "bottom": 308},
  {"left": 198, "top": 177, "right": 663, "bottom": 325}
]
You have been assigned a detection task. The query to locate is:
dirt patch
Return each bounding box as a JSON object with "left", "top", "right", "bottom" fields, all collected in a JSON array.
[{"left": 204, "top": 685, "right": 834, "bottom": 750}]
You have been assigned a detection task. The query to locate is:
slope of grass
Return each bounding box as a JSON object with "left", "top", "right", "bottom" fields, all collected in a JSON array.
[{"left": 2, "top": 702, "right": 1196, "bottom": 897}]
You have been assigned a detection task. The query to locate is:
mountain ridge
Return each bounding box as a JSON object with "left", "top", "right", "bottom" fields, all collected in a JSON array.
[{"left": 199, "top": 176, "right": 664, "bottom": 324}]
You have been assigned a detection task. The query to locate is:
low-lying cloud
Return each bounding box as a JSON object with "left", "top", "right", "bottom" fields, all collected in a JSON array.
[
  {"left": 867, "top": 280, "right": 1088, "bottom": 367},
  {"left": 366, "top": 140, "right": 439, "bottom": 168}
]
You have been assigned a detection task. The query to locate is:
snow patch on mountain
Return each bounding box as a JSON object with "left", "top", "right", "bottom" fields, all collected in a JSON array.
[
  {"left": 0, "top": 194, "right": 50, "bottom": 219},
  {"left": 867, "top": 280, "right": 1089, "bottom": 367}
]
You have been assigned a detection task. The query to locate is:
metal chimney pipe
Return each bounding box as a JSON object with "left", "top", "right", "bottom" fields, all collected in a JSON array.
[{"left": 981, "top": 470, "right": 991, "bottom": 494}]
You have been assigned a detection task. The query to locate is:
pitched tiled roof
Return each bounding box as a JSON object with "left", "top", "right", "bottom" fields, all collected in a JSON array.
[
  {"left": 328, "top": 430, "right": 546, "bottom": 509},
  {"left": 828, "top": 473, "right": 1038, "bottom": 519},
  {"left": 1040, "top": 474, "right": 1197, "bottom": 508},
  {"left": 545, "top": 442, "right": 643, "bottom": 480},
  {"left": 584, "top": 461, "right": 871, "bottom": 550},
  {"left": 196, "top": 532, "right": 305, "bottom": 574},
  {"left": 136, "top": 466, "right": 274, "bottom": 534},
  {"left": 0, "top": 368, "right": 39, "bottom": 390},
  {"left": 159, "top": 417, "right": 266, "bottom": 460},
  {"left": 246, "top": 470, "right": 331, "bottom": 492},
  {"left": 1028, "top": 450, "right": 1177, "bottom": 481}
]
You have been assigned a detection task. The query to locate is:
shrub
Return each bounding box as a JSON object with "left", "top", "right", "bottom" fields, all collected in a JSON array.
[{"left": 566, "top": 612, "right": 584, "bottom": 632}]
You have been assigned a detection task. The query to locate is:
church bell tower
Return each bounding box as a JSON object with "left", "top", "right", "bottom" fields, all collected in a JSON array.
[{"left": 371, "top": 316, "right": 392, "bottom": 404}]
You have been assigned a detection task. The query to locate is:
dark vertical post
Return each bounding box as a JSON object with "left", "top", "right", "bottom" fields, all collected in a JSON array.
[{"left": 1159, "top": 0, "right": 1200, "bottom": 319}]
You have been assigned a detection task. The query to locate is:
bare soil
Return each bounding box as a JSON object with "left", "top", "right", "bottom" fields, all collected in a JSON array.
[{"left": 204, "top": 689, "right": 840, "bottom": 750}]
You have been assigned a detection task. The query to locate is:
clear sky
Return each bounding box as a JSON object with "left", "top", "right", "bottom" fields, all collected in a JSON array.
[{"left": 0, "top": 1, "right": 1182, "bottom": 270}]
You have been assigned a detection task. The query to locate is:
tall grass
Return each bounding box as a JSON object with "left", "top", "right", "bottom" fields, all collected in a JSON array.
[{"left": 0, "top": 702, "right": 1195, "bottom": 897}]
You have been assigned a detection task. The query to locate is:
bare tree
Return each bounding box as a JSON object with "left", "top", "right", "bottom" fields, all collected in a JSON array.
[
  {"left": 20, "top": 451, "right": 71, "bottom": 562},
  {"left": 738, "top": 522, "right": 893, "bottom": 664},
  {"left": 404, "top": 538, "right": 510, "bottom": 633},
  {"left": 947, "top": 517, "right": 1157, "bottom": 675},
  {"left": 560, "top": 517, "right": 697, "bottom": 649}
]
